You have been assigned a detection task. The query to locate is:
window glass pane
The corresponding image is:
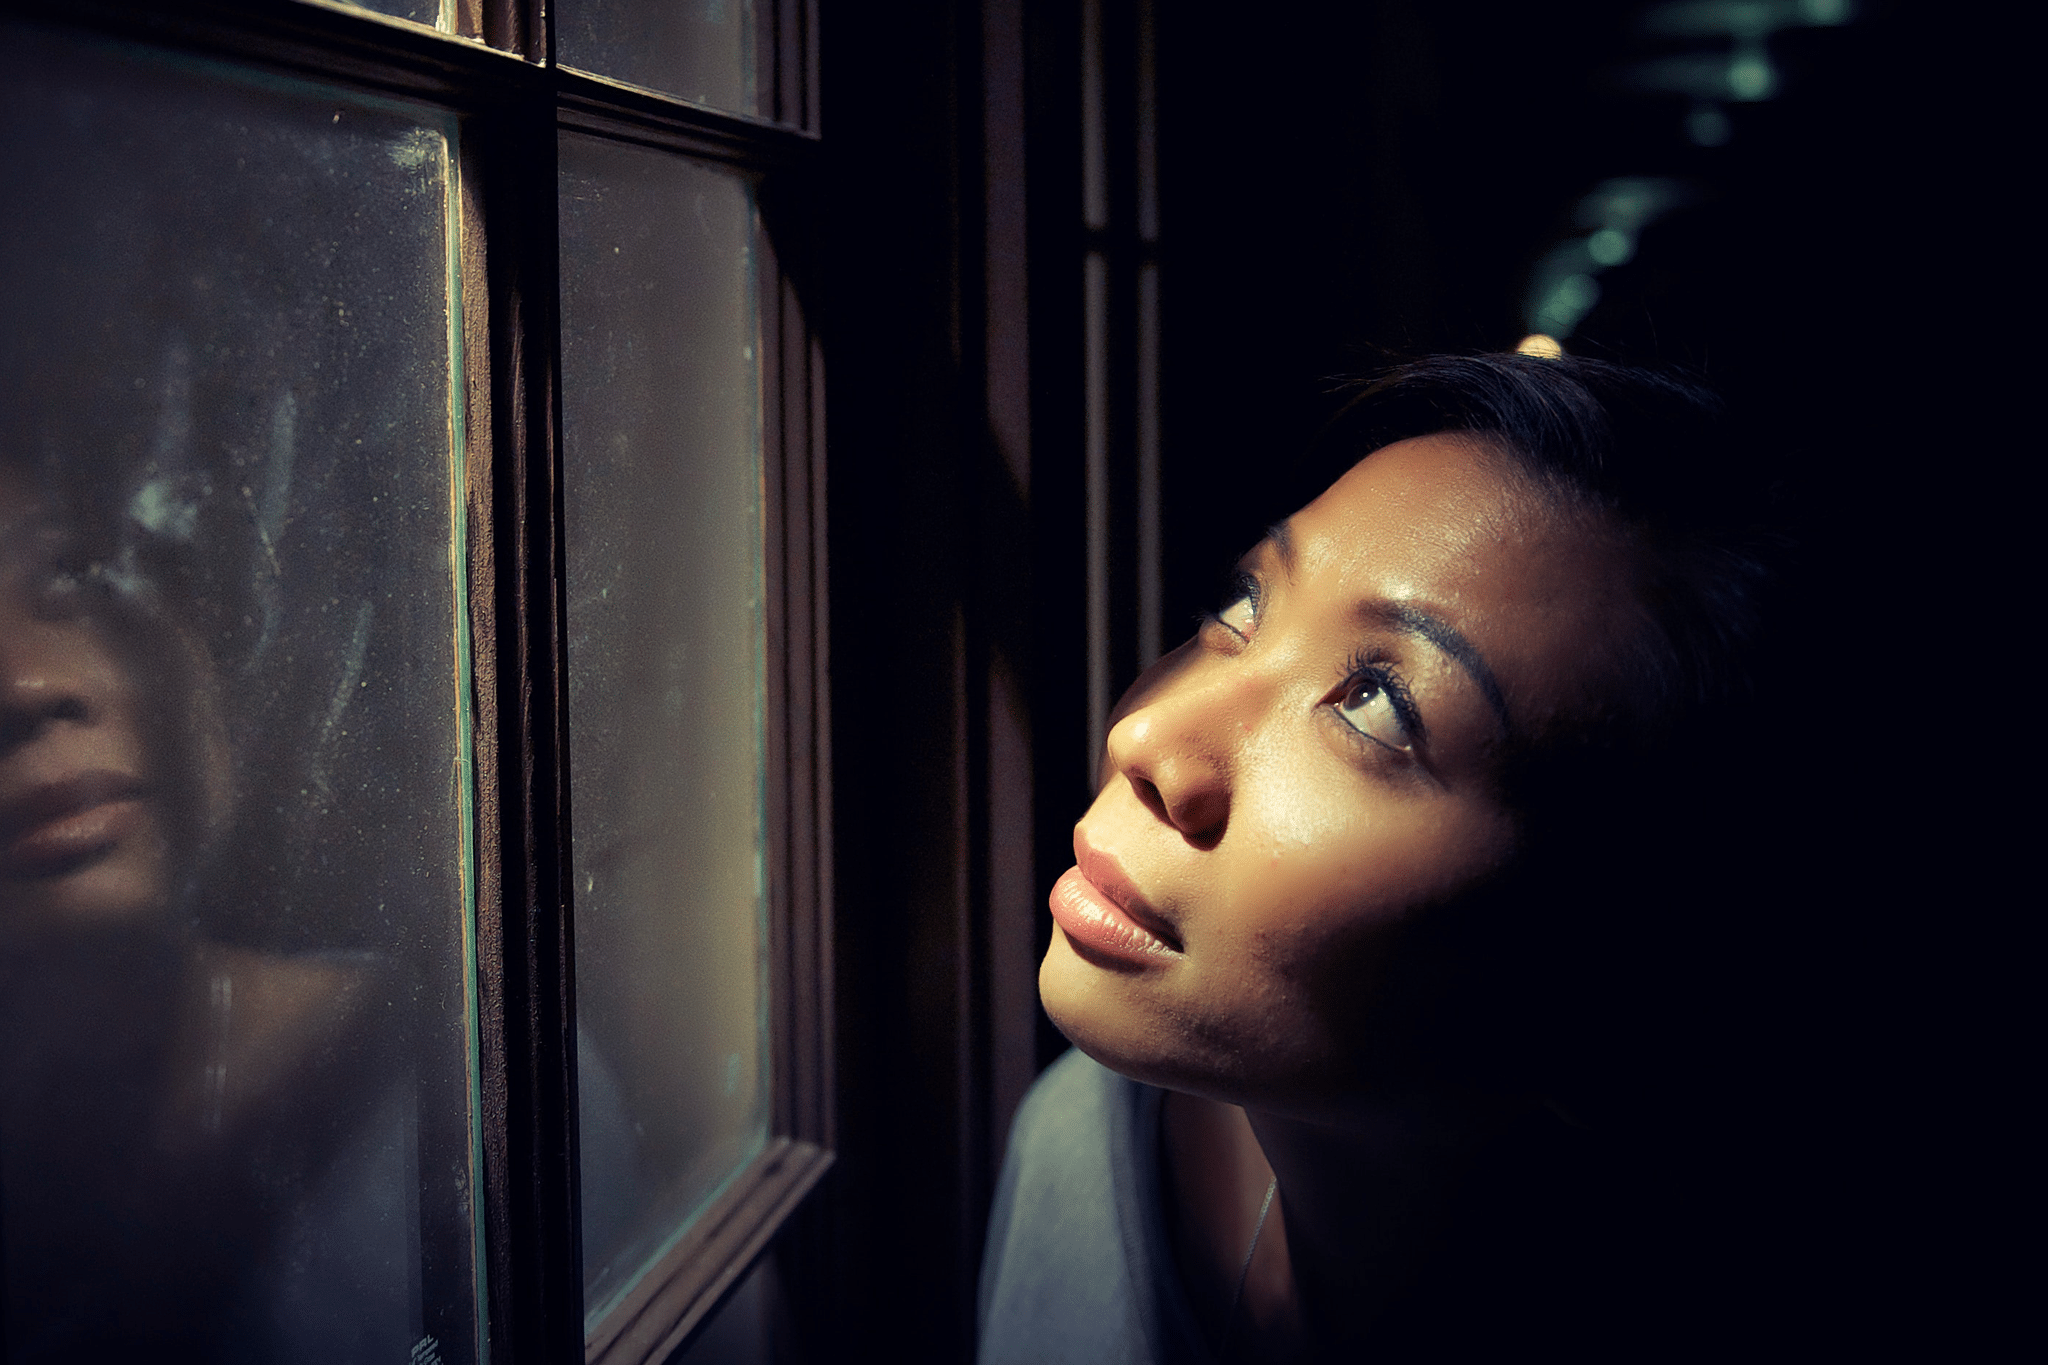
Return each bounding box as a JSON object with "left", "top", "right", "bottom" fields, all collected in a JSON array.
[
  {"left": 556, "top": 0, "right": 758, "bottom": 119},
  {"left": 558, "top": 134, "right": 769, "bottom": 1325},
  {"left": 333, "top": 0, "right": 445, "bottom": 28},
  {"left": 1, "top": 26, "right": 481, "bottom": 1364}
]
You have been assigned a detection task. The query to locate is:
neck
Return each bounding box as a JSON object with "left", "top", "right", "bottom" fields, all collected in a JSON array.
[{"left": 1163, "top": 1087, "right": 1522, "bottom": 1359}]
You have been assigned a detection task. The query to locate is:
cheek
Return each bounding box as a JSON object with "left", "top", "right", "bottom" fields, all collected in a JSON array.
[
  {"left": 1211, "top": 766, "right": 1516, "bottom": 988},
  {"left": 1189, "top": 797, "right": 1518, "bottom": 1103}
]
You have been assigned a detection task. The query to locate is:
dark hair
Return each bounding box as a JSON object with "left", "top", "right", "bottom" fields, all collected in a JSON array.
[
  {"left": 1300, "top": 354, "right": 1785, "bottom": 1119},
  {"left": 1301, "top": 353, "right": 1777, "bottom": 760}
]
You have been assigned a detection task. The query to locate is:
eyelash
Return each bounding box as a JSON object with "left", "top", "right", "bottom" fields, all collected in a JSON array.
[
  {"left": 1200, "top": 570, "right": 1261, "bottom": 637},
  {"left": 1203, "top": 576, "right": 1424, "bottom": 754},
  {"left": 1337, "top": 648, "right": 1426, "bottom": 753}
]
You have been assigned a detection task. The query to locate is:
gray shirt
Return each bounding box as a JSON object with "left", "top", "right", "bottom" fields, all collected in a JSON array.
[
  {"left": 978, "top": 1048, "right": 1214, "bottom": 1365},
  {"left": 980, "top": 1050, "right": 1654, "bottom": 1364}
]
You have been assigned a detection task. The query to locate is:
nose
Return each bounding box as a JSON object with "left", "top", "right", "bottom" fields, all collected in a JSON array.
[
  {"left": 1104, "top": 664, "right": 1256, "bottom": 846},
  {"left": 0, "top": 585, "right": 98, "bottom": 756}
]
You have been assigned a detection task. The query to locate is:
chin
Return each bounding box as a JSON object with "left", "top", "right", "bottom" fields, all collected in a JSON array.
[
  {"left": 1040, "top": 931, "right": 1413, "bottom": 1118},
  {"left": 1040, "top": 932, "right": 1177, "bottom": 1081},
  {"left": 5, "top": 854, "right": 173, "bottom": 943},
  {"left": 1039, "top": 931, "right": 1274, "bottom": 1104}
]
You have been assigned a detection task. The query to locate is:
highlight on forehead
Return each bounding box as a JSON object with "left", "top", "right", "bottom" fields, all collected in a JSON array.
[
  {"left": 1255, "top": 516, "right": 1514, "bottom": 740},
  {"left": 1265, "top": 519, "right": 1294, "bottom": 570},
  {"left": 1298, "top": 354, "right": 1767, "bottom": 753}
]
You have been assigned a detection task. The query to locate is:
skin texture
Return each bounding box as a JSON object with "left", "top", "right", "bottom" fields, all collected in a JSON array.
[
  {"left": 1, "top": 466, "right": 378, "bottom": 1347},
  {"left": 0, "top": 464, "right": 364, "bottom": 1078},
  {"left": 1039, "top": 433, "right": 1647, "bottom": 1356},
  {"left": 0, "top": 466, "right": 174, "bottom": 934}
]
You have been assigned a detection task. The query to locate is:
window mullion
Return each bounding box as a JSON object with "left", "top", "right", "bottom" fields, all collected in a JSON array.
[{"left": 467, "top": 91, "right": 586, "bottom": 1365}]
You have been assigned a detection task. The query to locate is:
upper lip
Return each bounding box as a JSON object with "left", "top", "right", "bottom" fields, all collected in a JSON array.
[
  {"left": 1073, "top": 832, "right": 1184, "bottom": 951},
  {"left": 0, "top": 771, "right": 147, "bottom": 844}
]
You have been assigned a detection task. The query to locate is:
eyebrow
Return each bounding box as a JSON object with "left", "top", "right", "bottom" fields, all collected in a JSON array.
[
  {"left": 1266, "top": 520, "right": 1296, "bottom": 575},
  {"left": 1366, "top": 602, "right": 1513, "bottom": 737},
  {"left": 1258, "top": 521, "right": 1513, "bottom": 737}
]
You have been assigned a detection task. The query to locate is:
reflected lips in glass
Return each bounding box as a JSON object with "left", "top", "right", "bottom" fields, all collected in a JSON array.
[
  {"left": 1048, "top": 844, "right": 1182, "bottom": 967},
  {"left": 0, "top": 772, "right": 147, "bottom": 880}
]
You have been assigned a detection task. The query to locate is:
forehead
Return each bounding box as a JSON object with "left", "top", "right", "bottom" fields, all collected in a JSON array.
[
  {"left": 0, "top": 465, "right": 46, "bottom": 563},
  {"left": 1291, "top": 434, "right": 1551, "bottom": 576},
  {"left": 1287, "top": 434, "right": 1639, "bottom": 723},
  {"left": 0, "top": 463, "right": 55, "bottom": 535}
]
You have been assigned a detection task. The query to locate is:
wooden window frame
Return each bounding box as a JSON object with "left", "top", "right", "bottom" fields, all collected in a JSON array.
[{"left": 8, "top": 2, "right": 833, "bottom": 1362}]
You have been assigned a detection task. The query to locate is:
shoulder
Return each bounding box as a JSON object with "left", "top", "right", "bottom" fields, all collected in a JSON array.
[
  {"left": 981, "top": 1048, "right": 1132, "bottom": 1286},
  {"left": 159, "top": 945, "right": 379, "bottom": 1144},
  {"left": 978, "top": 1050, "right": 1155, "bottom": 1365},
  {"left": 1003, "top": 1044, "right": 1128, "bottom": 1171}
]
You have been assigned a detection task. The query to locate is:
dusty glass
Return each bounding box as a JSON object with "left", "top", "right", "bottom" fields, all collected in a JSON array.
[
  {"left": 333, "top": 0, "right": 444, "bottom": 28},
  {"left": 557, "top": 133, "right": 770, "bottom": 1326},
  {"left": 0, "top": 26, "right": 482, "bottom": 1364},
  {"left": 556, "top": 0, "right": 758, "bottom": 118}
]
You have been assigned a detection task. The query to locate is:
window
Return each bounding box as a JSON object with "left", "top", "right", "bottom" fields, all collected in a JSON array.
[{"left": 0, "top": 2, "right": 828, "bottom": 1361}]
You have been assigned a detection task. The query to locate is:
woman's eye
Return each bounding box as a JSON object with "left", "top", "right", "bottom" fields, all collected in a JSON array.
[
  {"left": 27, "top": 550, "right": 96, "bottom": 620},
  {"left": 4, "top": 532, "right": 89, "bottom": 621},
  {"left": 1216, "top": 591, "right": 1256, "bottom": 639},
  {"left": 1336, "top": 674, "right": 1413, "bottom": 752},
  {"left": 33, "top": 568, "right": 88, "bottom": 620}
]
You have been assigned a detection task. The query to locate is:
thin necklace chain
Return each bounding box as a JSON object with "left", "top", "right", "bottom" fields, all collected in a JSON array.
[{"left": 1220, "top": 1175, "right": 1279, "bottom": 1361}]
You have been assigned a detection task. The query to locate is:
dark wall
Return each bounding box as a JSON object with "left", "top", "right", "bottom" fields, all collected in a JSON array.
[
  {"left": 813, "top": 1, "right": 977, "bottom": 1352},
  {"left": 809, "top": 3, "right": 1054, "bottom": 1360}
]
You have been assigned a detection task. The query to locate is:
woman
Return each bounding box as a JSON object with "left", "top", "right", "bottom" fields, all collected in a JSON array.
[
  {"left": 0, "top": 448, "right": 439, "bottom": 1360},
  {"left": 979, "top": 354, "right": 1772, "bottom": 1362}
]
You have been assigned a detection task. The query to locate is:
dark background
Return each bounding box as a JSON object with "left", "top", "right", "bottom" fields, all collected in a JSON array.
[
  {"left": 817, "top": 1, "right": 2016, "bottom": 1359},
  {"left": 1154, "top": 5, "right": 2014, "bottom": 1355}
]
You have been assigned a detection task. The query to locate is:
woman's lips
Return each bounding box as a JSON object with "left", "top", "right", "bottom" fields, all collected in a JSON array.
[
  {"left": 0, "top": 772, "right": 148, "bottom": 880},
  {"left": 1049, "top": 844, "right": 1183, "bottom": 967}
]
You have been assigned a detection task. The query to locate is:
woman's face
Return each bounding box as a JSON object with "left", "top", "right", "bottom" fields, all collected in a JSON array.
[
  {"left": 0, "top": 466, "right": 174, "bottom": 938},
  {"left": 1041, "top": 433, "right": 1643, "bottom": 1113}
]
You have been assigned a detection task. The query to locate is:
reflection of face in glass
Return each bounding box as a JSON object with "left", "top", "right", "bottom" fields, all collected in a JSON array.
[
  {"left": 1042, "top": 434, "right": 1642, "bottom": 1114},
  {"left": 0, "top": 465, "right": 173, "bottom": 937}
]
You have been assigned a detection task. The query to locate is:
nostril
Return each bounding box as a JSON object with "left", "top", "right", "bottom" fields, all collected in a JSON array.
[
  {"left": 0, "top": 689, "right": 90, "bottom": 753},
  {"left": 1128, "top": 772, "right": 1170, "bottom": 825},
  {"left": 0, "top": 711, "right": 35, "bottom": 754},
  {"left": 1171, "top": 790, "right": 1229, "bottom": 849}
]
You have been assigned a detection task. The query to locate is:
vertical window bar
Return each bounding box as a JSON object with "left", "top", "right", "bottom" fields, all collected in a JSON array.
[
  {"left": 802, "top": 0, "right": 821, "bottom": 135},
  {"left": 436, "top": 117, "right": 489, "bottom": 1365},
  {"left": 1084, "top": 250, "right": 1111, "bottom": 777},
  {"left": 1081, "top": 0, "right": 1108, "bottom": 233},
  {"left": 1137, "top": 259, "right": 1161, "bottom": 668},
  {"left": 454, "top": 125, "right": 498, "bottom": 1365},
  {"left": 470, "top": 99, "right": 584, "bottom": 1365},
  {"left": 1135, "top": 0, "right": 1161, "bottom": 667},
  {"left": 479, "top": 0, "right": 544, "bottom": 62},
  {"left": 1136, "top": 0, "right": 1158, "bottom": 246}
]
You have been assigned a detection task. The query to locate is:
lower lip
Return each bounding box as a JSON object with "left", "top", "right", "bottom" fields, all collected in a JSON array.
[
  {"left": 1049, "top": 865, "right": 1178, "bottom": 967},
  {"left": 0, "top": 799, "right": 145, "bottom": 880}
]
